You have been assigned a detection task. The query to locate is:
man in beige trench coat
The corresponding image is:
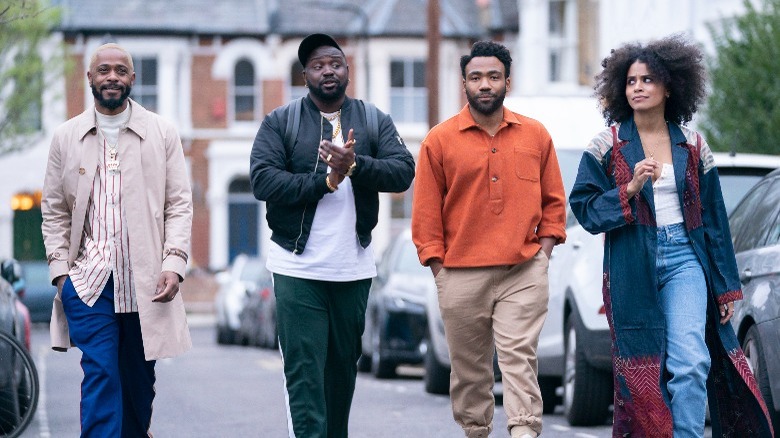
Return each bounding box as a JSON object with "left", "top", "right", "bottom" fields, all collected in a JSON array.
[{"left": 41, "top": 43, "right": 192, "bottom": 437}]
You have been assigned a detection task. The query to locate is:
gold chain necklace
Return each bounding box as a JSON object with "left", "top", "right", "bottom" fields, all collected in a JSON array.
[
  {"left": 96, "top": 115, "right": 128, "bottom": 175},
  {"left": 639, "top": 125, "right": 668, "bottom": 159},
  {"left": 323, "top": 110, "right": 342, "bottom": 141}
]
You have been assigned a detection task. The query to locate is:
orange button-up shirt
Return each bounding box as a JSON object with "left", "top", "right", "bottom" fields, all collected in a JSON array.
[{"left": 412, "top": 105, "right": 566, "bottom": 268}]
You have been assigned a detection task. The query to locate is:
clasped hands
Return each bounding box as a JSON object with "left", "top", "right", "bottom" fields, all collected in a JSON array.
[
  {"left": 627, "top": 157, "right": 659, "bottom": 198},
  {"left": 319, "top": 128, "right": 356, "bottom": 190}
]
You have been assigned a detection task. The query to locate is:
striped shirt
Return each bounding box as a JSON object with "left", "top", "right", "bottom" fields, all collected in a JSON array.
[{"left": 68, "top": 107, "right": 137, "bottom": 312}]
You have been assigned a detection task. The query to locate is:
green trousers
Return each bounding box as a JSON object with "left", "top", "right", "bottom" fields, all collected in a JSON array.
[{"left": 273, "top": 273, "right": 371, "bottom": 438}]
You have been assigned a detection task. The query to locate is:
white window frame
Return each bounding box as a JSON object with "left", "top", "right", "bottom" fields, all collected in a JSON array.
[
  {"left": 130, "top": 56, "right": 159, "bottom": 111},
  {"left": 231, "top": 58, "right": 257, "bottom": 123},
  {"left": 547, "top": 0, "right": 577, "bottom": 85},
  {"left": 389, "top": 58, "right": 427, "bottom": 124}
]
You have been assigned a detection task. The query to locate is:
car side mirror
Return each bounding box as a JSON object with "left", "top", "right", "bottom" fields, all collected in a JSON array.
[
  {"left": 1, "top": 258, "right": 22, "bottom": 285},
  {"left": 0, "top": 258, "right": 24, "bottom": 295}
]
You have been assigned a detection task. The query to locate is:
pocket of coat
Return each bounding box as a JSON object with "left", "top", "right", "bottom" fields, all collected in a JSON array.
[{"left": 514, "top": 147, "right": 541, "bottom": 181}]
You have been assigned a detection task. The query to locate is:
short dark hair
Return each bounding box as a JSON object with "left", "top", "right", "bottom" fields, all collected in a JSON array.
[
  {"left": 460, "top": 41, "right": 512, "bottom": 79},
  {"left": 594, "top": 34, "right": 707, "bottom": 125}
]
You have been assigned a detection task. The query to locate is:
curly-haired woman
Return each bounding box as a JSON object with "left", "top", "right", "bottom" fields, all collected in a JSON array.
[{"left": 569, "top": 35, "right": 774, "bottom": 438}]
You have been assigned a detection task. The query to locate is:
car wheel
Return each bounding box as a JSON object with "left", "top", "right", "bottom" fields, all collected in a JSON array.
[
  {"left": 216, "top": 325, "right": 232, "bottom": 345},
  {"left": 743, "top": 325, "right": 778, "bottom": 430},
  {"left": 424, "top": 337, "right": 451, "bottom": 395},
  {"left": 371, "top": 319, "right": 396, "bottom": 379},
  {"left": 538, "top": 376, "right": 560, "bottom": 414},
  {"left": 357, "top": 354, "right": 371, "bottom": 372},
  {"left": 563, "top": 313, "right": 612, "bottom": 426},
  {"left": 0, "top": 367, "right": 21, "bottom": 432}
]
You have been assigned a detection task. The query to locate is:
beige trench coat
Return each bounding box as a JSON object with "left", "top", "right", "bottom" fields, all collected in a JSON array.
[{"left": 41, "top": 100, "right": 193, "bottom": 360}]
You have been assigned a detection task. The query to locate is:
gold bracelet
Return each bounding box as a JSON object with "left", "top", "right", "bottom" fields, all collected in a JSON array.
[{"left": 325, "top": 175, "right": 338, "bottom": 192}]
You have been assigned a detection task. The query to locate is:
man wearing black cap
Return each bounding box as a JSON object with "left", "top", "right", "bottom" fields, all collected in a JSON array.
[{"left": 249, "top": 33, "right": 415, "bottom": 437}]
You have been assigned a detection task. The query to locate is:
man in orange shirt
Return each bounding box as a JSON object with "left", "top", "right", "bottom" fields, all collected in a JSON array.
[{"left": 411, "top": 41, "right": 566, "bottom": 438}]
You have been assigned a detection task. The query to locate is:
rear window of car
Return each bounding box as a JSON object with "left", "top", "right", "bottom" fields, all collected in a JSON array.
[{"left": 717, "top": 168, "right": 775, "bottom": 214}]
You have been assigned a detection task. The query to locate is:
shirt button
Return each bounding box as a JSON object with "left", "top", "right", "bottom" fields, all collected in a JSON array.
[
  {"left": 79, "top": 168, "right": 85, "bottom": 175},
  {"left": 492, "top": 176, "right": 498, "bottom": 182},
  {"left": 491, "top": 148, "right": 497, "bottom": 153}
]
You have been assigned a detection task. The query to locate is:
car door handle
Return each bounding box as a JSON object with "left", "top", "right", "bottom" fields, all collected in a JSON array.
[{"left": 739, "top": 269, "right": 752, "bottom": 283}]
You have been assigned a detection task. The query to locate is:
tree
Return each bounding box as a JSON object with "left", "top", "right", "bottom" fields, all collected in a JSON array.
[
  {"left": 701, "top": 0, "right": 780, "bottom": 154},
  {"left": 0, "top": 0, "right": 61, "bottom": 156}
]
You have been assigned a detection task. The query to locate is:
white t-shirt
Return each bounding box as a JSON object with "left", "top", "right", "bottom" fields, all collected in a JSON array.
[
  {"left": 267, "top": 110, "right": 376, "bottom": 281},
  {"left": 653, "top": 163, "right": 684, "bottom": 226}
]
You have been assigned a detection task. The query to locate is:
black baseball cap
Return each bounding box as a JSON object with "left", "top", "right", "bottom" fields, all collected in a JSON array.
[{"left": 298, "top": 33, "right": 344, "bottom": 66}]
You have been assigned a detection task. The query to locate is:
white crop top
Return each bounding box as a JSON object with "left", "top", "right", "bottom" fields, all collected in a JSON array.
[{"left": 653, "top": 163, "right": 684, "bottom": 226}]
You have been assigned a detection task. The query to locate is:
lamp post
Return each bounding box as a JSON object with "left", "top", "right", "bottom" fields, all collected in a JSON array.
[{"left": 302, "top": 2, "right": 371, "bottom": 101}]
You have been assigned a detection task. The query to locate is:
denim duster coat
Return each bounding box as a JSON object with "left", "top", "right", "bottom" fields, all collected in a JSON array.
[{"left": 569, "top": 118, "right": 774, "bottom": 437}]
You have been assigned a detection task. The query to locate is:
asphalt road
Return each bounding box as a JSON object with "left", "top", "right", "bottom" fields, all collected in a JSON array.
[{"left": 20, "top": 318, "right": 616, "bottom": 437}]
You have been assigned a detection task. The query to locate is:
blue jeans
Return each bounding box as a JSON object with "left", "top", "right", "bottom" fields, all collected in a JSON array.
[{"left": 656, "top": 223, "right": 710, "bottom": 438}]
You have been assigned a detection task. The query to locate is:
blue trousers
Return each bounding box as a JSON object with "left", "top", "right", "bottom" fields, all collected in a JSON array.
[
  {"left": 61, "top": 275, "right": 156, "bottom": 438},
  {"left": 656, "top": 223, "right": 710, "bottom": 438}
]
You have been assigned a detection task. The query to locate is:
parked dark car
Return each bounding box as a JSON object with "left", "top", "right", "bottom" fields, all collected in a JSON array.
[
  {"left": 1, "top": 259, "right": 31, "bottom": 350},
  {"left": 728, "top": 168, "right": 780, "bottom": 431},
  {"left": 237, "top": 263, "right": 275, "bottom": 348},
  {"left": 358, "top": 229, "right": 431, "bottom": 378},
  {"left": 0, "top": 259, "right": 38, "bottom": 436},
  {"left": 17, "top": 260, "right": 55, "bottom": 323}
]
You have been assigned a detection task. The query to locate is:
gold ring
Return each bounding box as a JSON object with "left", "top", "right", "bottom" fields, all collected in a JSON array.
[{"left": 326, "top": 154, "right": 333, "bottom": 162}]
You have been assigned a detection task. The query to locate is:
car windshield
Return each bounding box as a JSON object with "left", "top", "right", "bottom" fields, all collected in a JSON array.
[
  {"left": 240, "top": 258, "right": 268, "bottom": 283},
  {"left": 396, "top": 239, "right": 428, "bottom": 276},
  {"left": 717, "top": 170, "right": 770, "bottom": 214}
]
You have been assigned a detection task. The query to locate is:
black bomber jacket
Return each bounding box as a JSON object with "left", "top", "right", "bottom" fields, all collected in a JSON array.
[{"left": 249, "top": 96, "right": 415, "bottom": 254}]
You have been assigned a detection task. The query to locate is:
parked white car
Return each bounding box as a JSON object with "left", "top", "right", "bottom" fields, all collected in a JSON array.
[{"left": 543, "top": 149, "right": 780, "bottom": 425}]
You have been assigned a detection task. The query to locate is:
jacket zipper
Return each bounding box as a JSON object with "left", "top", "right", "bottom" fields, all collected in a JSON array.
[{"left": 292, "top": 205, "right": 307, "bottom": 254}]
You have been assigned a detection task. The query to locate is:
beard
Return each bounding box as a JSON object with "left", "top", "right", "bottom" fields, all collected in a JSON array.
[
  {"left": 306, "top": 76, "right": 348, "bottom": 103},
  {"left": 466, "top": 87, "right": 506, "bottom": 116},
  {"left": 91, "top": 83, "right": 132, "bottom": 111}
]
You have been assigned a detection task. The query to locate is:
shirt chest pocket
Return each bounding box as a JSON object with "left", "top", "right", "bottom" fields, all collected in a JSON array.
[{"left": 514, "top": 147, "right": 541, "bottom": 182}]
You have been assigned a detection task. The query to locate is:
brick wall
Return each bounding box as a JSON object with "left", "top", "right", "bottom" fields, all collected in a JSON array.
[
  {"left": 66, "top": 51, "right": 85, "bottom": 119},
  {"left": 191, "top": 54, "right": 227, "bottom": 129},
  {"left": 188, "top": 138, "right": 210, "bottom": 269},
  {"left": 263, "top": 79, "right": 284, "bottom": 115}
]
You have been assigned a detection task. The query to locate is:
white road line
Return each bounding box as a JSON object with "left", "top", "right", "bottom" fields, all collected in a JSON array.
[
  {"left": 36, "top": 344, "right": 51, "bottom": 437},
  {"left": 550, "top": 424, "right": 599, "bottom": 438}
]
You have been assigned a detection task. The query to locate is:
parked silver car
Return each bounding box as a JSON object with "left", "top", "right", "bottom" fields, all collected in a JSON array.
[
  {"left": 214, "top": 255, "right": 268, "bottom": 345},
  {"left": 237, "top": 262, "right": 275, "bottom": 349},
  {"left": 728, "top": 168, "right": 780, "bottom": 431}
]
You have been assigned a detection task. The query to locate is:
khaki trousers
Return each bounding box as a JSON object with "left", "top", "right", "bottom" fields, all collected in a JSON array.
[{"left": 435, "top": 251, "right": 549, "bottom": 438}]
